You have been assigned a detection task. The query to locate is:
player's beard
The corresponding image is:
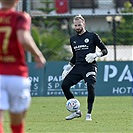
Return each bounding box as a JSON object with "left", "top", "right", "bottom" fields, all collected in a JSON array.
[{"left": 75, "top": 28, "right": 83, "bottom": 34}]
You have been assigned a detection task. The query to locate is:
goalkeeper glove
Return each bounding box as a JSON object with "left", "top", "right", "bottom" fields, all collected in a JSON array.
[
  {"left": 62, "top": 63, "right": 74, "bottom": 80},
  {"left": 85, "top": 52, "right": 103, "bottom": 63}
]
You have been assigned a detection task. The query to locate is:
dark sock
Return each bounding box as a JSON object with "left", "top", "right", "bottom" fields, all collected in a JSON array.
[{"left": 88, "top": 103, "right": 93, "bottom": 114}]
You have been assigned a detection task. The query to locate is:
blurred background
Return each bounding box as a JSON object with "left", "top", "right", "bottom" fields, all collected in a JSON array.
[{"left": 16, "top": 0, "right": 133, "bottom": 62}]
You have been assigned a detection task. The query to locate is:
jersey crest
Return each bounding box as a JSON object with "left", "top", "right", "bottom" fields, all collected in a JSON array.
[{"left": 84, "top": 38, "right": 89, "bottom": 43}]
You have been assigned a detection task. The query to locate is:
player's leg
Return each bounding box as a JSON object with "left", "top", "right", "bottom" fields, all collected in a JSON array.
[
  {"left": 0, "top": 75, "right": 10, "bottom": 133},
  {"left": 87, "top": 79, "right": 96, "bottom": 113},
  {"left": 10, "top": 111, "right": 26, "bottom": 133},
  {"left": 61, "top": 72, "right": 83, "bottom": 120},
  {"left": 86, "top": 79, "right": 96, "bottom": 120},
  {"left": 61, "top": 65, "right": 83, "bottom": 100},
  {"left": 0, "top": 110, "right": 5, "bottom": 133},
  {"left": 83, "top": 64, "right": 97, "bottom": 121},
  {"left": 61, "top": 74, "right": 82, "bottom": 100},
  {"left": 7, "top": 76, "right": 31, "bottom": 133},
  {"left": 61, "top": 77, "right": 75, "bottom": 100}
]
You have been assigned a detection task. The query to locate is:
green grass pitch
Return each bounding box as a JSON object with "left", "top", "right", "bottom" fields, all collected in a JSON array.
[{"left": 4, "top": 96, "right": 133, "bottom": 133}]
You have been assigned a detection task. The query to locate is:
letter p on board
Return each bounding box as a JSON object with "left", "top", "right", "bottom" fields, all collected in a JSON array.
[{"left": 104, "top": 65, "right": 118, "bottom": 82}]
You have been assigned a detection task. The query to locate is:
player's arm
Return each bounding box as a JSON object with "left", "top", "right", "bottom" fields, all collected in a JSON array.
[
  {"left": 69, "top": 53, "right": 76, "bottom": 66},
  {"left": 93, "top": 33, "right": 108, "bottom": 56},
  {"left": 85, "top": 33, "right": 108, "bottom": 63},
  {"left": 69, "top": 40, "right": 76, "bottom": 65},
  {"left": 17, "top": 30, "right": 46, "bottom": 67},
  {"left": 61, "top": 39, "right": 75, "bottom": 79}
]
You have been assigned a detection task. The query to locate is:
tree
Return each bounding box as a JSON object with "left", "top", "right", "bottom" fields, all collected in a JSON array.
[
  {"left": 32, "top": 26, "right": 71, "bottom": 61},
  {"left": 31, "top": 0, "right": 72, "bottom": 61},
  {"left": 116, "top": 1, "right": 133, "bottom": 45}
]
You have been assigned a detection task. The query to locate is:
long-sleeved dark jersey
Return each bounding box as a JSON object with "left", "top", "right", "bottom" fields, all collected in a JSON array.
[{"left": 70, "top": 30, "right": 108, "bottom": 65}]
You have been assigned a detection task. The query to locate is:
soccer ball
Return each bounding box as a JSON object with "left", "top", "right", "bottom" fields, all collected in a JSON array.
[{"left": 66, "top": 98, "right": 80, "bottom": 112}]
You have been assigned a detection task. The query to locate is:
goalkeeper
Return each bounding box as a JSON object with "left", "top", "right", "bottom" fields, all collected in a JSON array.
[{"left": 61, "top": 14, "right": 108, "bottom": 121}]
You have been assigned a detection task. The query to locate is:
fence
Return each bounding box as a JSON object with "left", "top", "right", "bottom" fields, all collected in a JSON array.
[{"left": 17, "top": 0, "right": 133, "bottom": 61}]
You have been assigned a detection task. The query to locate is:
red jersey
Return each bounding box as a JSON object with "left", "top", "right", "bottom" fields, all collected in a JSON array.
[{"left": 0, "top": 8, "right": 31, "bottom": 77}]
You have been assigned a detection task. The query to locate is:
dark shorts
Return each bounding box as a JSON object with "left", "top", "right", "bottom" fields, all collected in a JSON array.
[{"left": 65, "top": 63, "right": 98, "bottom": 84}]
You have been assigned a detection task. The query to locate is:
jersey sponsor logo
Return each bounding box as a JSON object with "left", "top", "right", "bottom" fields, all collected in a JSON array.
[
  {"left": 84, "top": 38, "right": 89, "bottom": 43},
  {"left": 0, "top": 55, "right": 16, "bottom": 62},
  {"left": 0, "top": 16, "right": 11, "bottom": 24},
  {"left": 74, "top": 45, "right": 89, "bottom": 51}
]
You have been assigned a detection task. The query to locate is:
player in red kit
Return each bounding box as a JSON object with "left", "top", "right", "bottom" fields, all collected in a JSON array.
[{"left": 0, "top": 0, "right": 46, "bottom": 133}]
